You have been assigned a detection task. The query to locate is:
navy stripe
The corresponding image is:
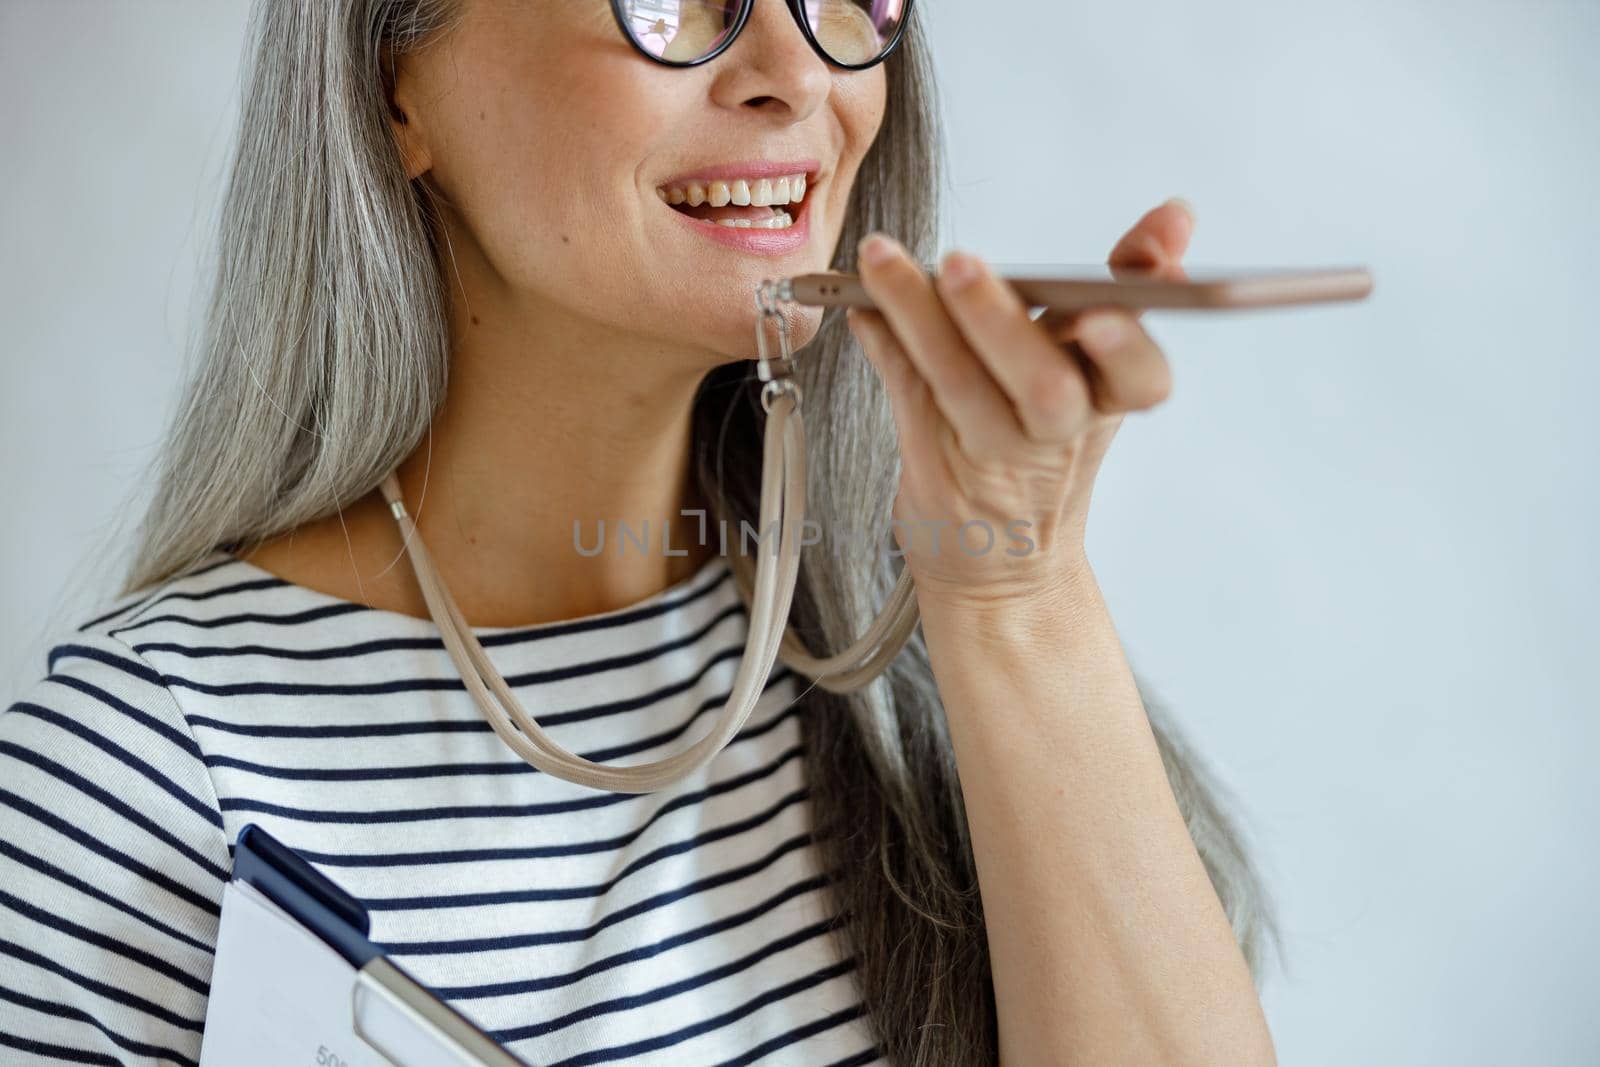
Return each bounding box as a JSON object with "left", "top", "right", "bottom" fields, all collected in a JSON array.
[
  {"left": 0, "top": 839, "right": 213, "bottom": 955},
  {"left": 0, "top": 743, "right": 229, "bottom": 883},
  {"left": 0, "top": 889, "right": 209, "bottom": 996},
  {"left": 197, "top": 663, "right": 793, "bottom": 783},
  {"left": 257, "top": 558, "right": 735, "bottom": 636},
  {"left": 46, "top": 641, "right": 165, "bottom": 683},
  {"left": 129, "top": 597, "right": 741, "bottom": 665},
  {"left": 111, "top": 575, "right": 292, "bottom": 633},
  {"left": 541, "top": 957, "right": 858, "bottom": 1067},
  {"left": 53, "top": 646, "right": 790, "bottom": 748},
  {"left": 41, "top": 671, "right": 203, "bottom": 759},
  {"left": 0, "top": 984, "right": 199, "bottom": 1067},
  {"left": 311, "top": 780, "right": 808, "bottom": 874},
  {"left": 493, "top": 914, "right": 846, "bottom": 1042},
  {"left": 186, "top": 661, "right": 795, "bottom": 743},
  {"left": 0, "top": 789, "right": 222, "bottom": 916},
  {"left": 0, "top": 938, "right": 204, "bottom": 1032},
  {"left": 204, "top": 751, "right": 531, "bottom": 782},
  {"left": 7, "top": 550, "right": 874, "bottom": 1062},
  {"left": 109, "top": 601, "right": 370, "bottom": 636},
  {"left": 0, "top": 1032, "right": 122, "bottom": 1066},
  {"left": 73, "top": 554, "right": 240, "bottom": 633},
  {"left": 220, "top": 715, "right": 801, "bottom": 827},
  {"left": 819, "top": 1046, "right": 885, "bottom": 1067},
  {"left": 374, "top": 830, "right": 812, "bottom": 926},
  {"left": 108, "top": 561, "right": 733, "bottom": 640},
  {"left": 222, "top": 773, "right": 628, "bottom": 824},
  {"left": 127, "top": 572, "right": 739, "bottom": 663},
  {"left": 711, "top": 1003, "right": 875, "bottom": 1067},
  {"left": 77, "top": 594, "right": 158, "bottom": 635},
  {"left": 190, "top": 713, "right": 488, "bottom": 739},
  {"left": 159, "top": 638, "right": 750, "bottom": 701},
  {"left": 5, "top": 704, "right": 222, "bottom": 830},
  {"left": 428, "top": 858, "right": 830, "bottom": 1000},
  {"left": 377, "top": 789, "right": 812, "bottom": 951}
]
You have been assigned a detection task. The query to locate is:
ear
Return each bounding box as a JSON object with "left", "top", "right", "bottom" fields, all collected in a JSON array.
[{"left": 380, "top": 44, "right": 433, "bottom": 181}]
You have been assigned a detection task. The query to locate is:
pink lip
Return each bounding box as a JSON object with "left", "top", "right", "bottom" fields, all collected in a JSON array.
[
  {"left": 661, "top": 192, "right": 813, "bottom": 257},
  {"left": 656, "top": 158, "right": 821, "bottom": 187},
  {"left": 656, "top": 161, "right": 819, "bottom": 258}
]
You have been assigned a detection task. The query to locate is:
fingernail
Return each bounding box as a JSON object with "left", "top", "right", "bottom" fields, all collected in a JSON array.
[
  {"left": 1078, "top": 312, "right": 1128, "bottom": 348},
  {"left": 939, "top": 251, "right": 979, "bottom": 289},
  {"left": 1163, "top": 196, "right": 1196, "bottom": 222},
  {"left": 859, "top": 233, "right": 897, "bottom": 266}
]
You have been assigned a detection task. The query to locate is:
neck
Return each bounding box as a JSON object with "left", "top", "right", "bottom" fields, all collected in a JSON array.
[{"left": 243, "top": 257, "right": 729, "bottom": 629}]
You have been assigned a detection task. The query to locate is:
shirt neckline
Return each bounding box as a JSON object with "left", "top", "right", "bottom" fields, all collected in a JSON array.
[{"left": 214, "top": 549, "right": 737, "bottom": 639}]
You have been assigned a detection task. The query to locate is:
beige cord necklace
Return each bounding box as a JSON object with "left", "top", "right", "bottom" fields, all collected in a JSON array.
[{"left": 376, "top": 281, "right": 921, "bottom": 793}]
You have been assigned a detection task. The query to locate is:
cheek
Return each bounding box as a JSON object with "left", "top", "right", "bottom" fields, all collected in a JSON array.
[
  {"left": 840, "top": 71, "right": 889, "bottom": 163},
  {"left": 442, "top": 62, "right": 669, "bottom": 286},
  {"left": 820, "top": 74, "right": 887, "bottom": 231}
]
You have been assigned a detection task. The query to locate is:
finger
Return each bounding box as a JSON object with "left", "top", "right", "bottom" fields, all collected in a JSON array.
[
  {"left": 1028, "top": 200, "right": 1195, "bottom": 341},
  {"left": 1034, "top": 308, "right": 1148, "bottom": 391},
  {"left": 1032, "top": 306, "right": 1085, "bottom": 342},
  {"left": 1110, "top": 197, "right": 1195, "bottom": 279},
  {"left": 1073, "top": 310, "right": 1173, "bottom": 413},
  {"left": 856, "top": 234, "right": 1023, "bottom": 457},
  {"left": 934, "top": 250, "right": 1094, "bottom": 443},
  {"left": 1031, "top": 308, "right": 1145, "bottom": 405},
  {"left": 846, "top": 305, "right": 943, "bottom": 475}
]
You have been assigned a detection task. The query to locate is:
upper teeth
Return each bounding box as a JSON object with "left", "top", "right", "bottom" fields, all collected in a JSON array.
[{"left": 656, "top": 173, "right": 809, "bottom": 208}]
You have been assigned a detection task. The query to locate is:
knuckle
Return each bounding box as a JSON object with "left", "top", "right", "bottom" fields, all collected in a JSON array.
[
  {"left": 942, "top": 357, "right": 989, "bottom": 397},
  {"left": 1031, "top": 367, "right": 1085, "bottom": 414}
]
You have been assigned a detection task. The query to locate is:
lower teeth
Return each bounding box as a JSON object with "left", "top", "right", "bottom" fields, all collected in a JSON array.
[{"left": 714, "top": 209, "right": 794, "bottom": 230}]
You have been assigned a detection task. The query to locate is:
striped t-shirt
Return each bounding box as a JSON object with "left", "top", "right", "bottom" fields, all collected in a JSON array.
[{"left": 0, "top": 549, "right": 884, "bottom": 1066}]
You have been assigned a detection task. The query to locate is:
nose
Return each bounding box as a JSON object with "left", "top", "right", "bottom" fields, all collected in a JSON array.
[{"left": 708, "top": 2, "right": 833, "bottom": 118}]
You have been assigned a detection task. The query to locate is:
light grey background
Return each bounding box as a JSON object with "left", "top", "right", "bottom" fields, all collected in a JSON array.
[{"left": 3, "top": 1, "right": 1596, "bottom": 1063}]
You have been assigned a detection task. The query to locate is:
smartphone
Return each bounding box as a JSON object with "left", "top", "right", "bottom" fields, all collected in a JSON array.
[{"left": 780, "top": 264, "right": 1374, "bottom": 312}]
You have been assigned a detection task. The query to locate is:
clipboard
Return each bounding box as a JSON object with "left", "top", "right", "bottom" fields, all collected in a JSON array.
[{"left": 198, "top": 823, "right": 530, "bottom": 1067}]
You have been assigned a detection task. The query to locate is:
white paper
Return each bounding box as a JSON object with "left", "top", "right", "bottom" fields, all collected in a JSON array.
[{"left": 199, "top": 879, "right": 397, "bottom": 1067}]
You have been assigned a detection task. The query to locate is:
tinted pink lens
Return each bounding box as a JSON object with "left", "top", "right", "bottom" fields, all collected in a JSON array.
[
  {"left": 618, "top": 0, "right": 741, "bottom": 62},
  {"left": 800, "top": 0, "right": 907, "bottom": 65}
]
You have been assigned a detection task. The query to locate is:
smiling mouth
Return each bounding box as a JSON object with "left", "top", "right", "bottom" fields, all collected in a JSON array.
[{"left": 654, "top": 170, "right": 816, "bottom": 230}]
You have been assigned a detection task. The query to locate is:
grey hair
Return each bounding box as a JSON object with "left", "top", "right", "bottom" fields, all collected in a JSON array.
[{"left": 117, "top": 2, "right": 1283, "bottom": 1062}]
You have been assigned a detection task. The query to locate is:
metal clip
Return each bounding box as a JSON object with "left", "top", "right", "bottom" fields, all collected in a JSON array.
[
  {"left": 753, "top": 279, "right": 801, "bottom": 415},
  {"left": 758, "top": 277, "right": 795, "bottom": 309}
]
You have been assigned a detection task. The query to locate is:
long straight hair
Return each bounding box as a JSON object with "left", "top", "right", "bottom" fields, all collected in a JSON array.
[{"left": 118, "top": 2, "right": 1282, "bottom": 1061}]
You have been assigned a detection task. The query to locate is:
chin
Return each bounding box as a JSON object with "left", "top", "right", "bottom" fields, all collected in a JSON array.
[{"left": 667, "top": 294, "right": 823, "bottom": 365}]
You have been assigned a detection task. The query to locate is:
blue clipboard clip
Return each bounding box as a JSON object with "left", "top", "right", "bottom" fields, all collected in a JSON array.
[{"left": 233, "top": 824, "right": 531, "bottom": 1067}]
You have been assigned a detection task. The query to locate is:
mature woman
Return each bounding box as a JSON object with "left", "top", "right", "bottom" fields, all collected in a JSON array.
[{"left": 0, "top": 1, "right": 1278, "bottom": 1064}]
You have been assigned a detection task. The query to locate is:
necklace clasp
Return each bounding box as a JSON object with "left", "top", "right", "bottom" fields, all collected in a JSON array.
[{"left": 754, "top": 278, "right": 797, "bottom": 384}]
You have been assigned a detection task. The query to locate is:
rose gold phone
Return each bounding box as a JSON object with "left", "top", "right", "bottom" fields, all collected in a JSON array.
[{"left": 781, "top": 264, "right": 1374, "bottom": 312}]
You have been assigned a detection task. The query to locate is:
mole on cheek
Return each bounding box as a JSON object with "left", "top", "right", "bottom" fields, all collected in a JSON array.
[
  {"left": 561, "top": 235, "right": 570, "bottom": 244},
  {"left": 471, "top": 315, "right": 480, "bottom": 325}
]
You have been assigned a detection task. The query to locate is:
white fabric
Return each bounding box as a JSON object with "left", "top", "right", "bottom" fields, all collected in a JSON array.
[{"left": 0, "top": 549, "right": 884, "bottom": 1066}]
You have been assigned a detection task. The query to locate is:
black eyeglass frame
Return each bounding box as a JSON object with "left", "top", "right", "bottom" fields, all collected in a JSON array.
[{"left": 608, "top": 0, "right": 915, "bottom": 72}]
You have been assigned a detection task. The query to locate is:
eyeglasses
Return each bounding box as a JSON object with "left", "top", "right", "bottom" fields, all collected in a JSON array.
[{"left": 610, "top": 0, "right": 913, "bottom": 71}]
